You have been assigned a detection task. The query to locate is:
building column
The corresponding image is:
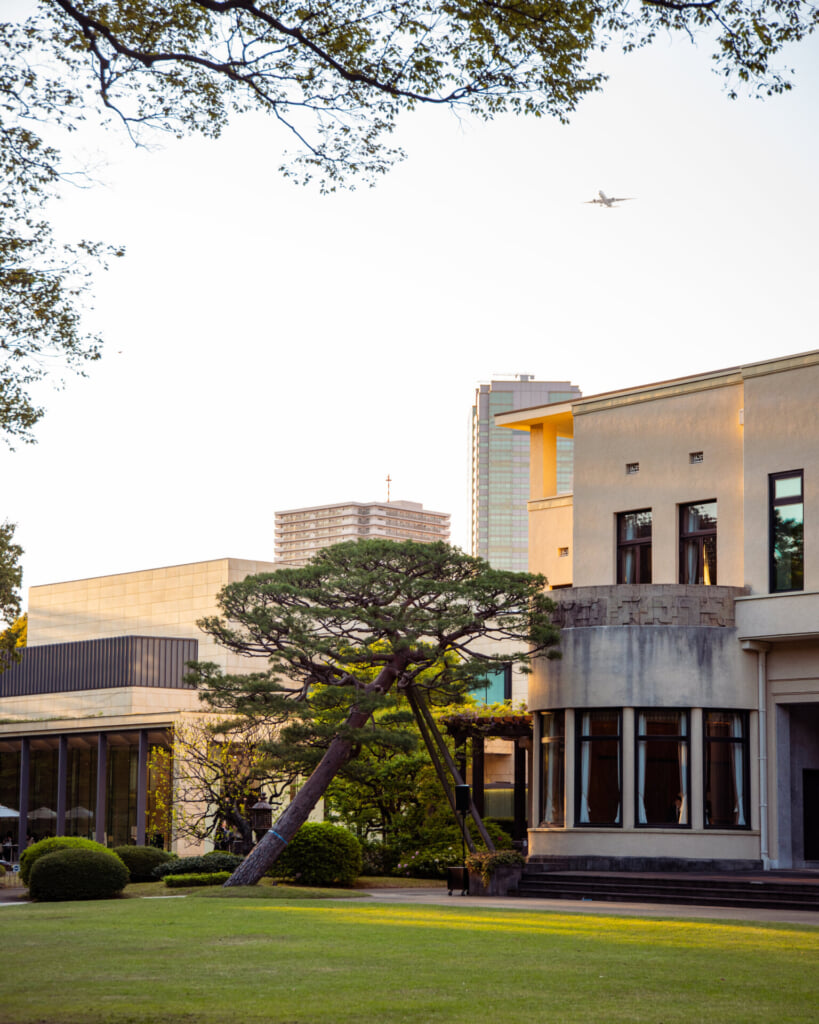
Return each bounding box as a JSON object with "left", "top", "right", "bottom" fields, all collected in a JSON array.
[
  {"left": 56, "top": 735, "right": 68, "bottom": 836},
  {"left": 18, "top": 738, "right": 30, "bottom": 851},
  {"left": 742, "top": 641, "right": 772, "bottom": 869},
  {"left": 513, "top": 740, "right": 527, "bottom": 841},
  {"left": 136, "top": 730, "right": 149, "bottom": 847},
  {"left": 95, "top": 733, "right": 107, "bottom": 846},
  {"left": 472, "top": 736, "right": 485, "bottom": 817}
]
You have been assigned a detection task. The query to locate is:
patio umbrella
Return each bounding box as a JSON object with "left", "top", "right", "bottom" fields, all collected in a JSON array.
[
  {"left": 27, "top": 806, "right": 57, "bottom": 820},
  {"left": 68, "top": 806, "right": 93, "bottom": 820},
  {"left": 0, "top": 804, "right": 19, "bottom": 818}
]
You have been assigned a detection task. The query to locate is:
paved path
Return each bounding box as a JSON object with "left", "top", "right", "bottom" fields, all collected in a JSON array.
[
  {"left": 355, "top": 886, "right": 819, "bottom": 927},
  {"left": 4, "top": 881, "right": 819, "bottom": 926}
]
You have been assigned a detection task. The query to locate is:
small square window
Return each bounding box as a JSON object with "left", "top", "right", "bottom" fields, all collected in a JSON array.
[
  {"left": 626, "top": 462, "right": 639, "bottom": 475},
  {"left": 689, "top": 451, "right": 703, "bottom": 464},
  {"left": 558, "top": 547, "right": 569, "bottom": 558}
]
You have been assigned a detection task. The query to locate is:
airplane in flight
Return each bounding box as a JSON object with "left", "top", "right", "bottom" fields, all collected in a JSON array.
[{"left": 585, "top": 190, "right": 635, "bottom": 208}]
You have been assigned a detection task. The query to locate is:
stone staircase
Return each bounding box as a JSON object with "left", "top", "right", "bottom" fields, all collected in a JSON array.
[{"left": 514, "top": 866, "right": 819, "bottom": 912}]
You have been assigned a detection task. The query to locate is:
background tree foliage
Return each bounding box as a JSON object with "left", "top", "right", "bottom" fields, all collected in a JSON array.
[
  {"left": 2, "top": 2, "right": 816, "bottom": 441},
  {"left": 0, "top": 522, "right": 24, "bottom": 667}
]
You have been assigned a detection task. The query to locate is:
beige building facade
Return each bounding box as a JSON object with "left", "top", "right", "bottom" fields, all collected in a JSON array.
[
  {"left": 0, "top": 559, "right": 283, "bottom": 856},
  {"left": 499, "top": 350, "right": 819, "bottom": 870}
]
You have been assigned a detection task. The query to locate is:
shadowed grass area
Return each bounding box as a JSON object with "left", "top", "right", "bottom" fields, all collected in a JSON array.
[{"left": 1, "top": 897, "right": 817, "bottom": 1023}]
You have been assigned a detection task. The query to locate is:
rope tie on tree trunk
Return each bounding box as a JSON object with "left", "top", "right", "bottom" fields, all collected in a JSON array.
[{"left": 268, "top": 829, "right": 289, "bottom": 844}]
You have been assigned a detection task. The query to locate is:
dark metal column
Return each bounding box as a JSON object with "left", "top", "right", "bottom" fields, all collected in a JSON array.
[
  {"left": 18, "top": 738, "right": 30, "bottom": 851},
  {"left": 56, "top": 735, "right": 68, "bottom": 836},
  {"left": 513, "top": 740, "right": 527, "bottom": 841},
  {"left": 472, "top": 736, "right": 485, "bottom": 817},
  {"left": 95, "top": 733, "right": 107, "bottom": 845},
  {"left": 136, "top": 730, "right": 149, "bottom": 846}
]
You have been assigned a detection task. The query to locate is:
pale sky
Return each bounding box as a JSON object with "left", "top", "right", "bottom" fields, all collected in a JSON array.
[{"left": 4, "top": 20, "right": 819, "bottom": 603}]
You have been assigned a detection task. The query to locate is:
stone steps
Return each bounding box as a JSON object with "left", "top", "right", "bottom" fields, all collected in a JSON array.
[{"left": 514, "top": 870, "right": 819, "bottom": 911}]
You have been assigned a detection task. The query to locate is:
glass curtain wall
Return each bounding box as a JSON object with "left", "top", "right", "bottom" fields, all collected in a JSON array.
[{"left": 66, "top": 737, "right": 98, "bottom": 839}]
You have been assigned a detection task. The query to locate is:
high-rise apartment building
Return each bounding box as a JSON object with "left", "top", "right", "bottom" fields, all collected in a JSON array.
[
  {"left": 275, "top": 500, "right": 450, "bottom": 565},
  {"left": 471, "top": 376, "right": 582, "bottom": 571}
]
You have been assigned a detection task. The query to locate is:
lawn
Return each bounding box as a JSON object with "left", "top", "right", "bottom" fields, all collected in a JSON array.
[{"left": 1, "top": 892, "right": 817, "bottom": 1023}]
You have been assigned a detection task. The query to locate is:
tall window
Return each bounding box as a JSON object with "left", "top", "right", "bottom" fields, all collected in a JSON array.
[
  {"left": 472, "top": 664, "right": 512, "bottom": 705},
  {"left": 540, "top": 711, "right": 564, "bottom": 826},
  {"left": 576, "top": 710, "right": 621, "bottom": 826},
  {"left": 770, "top": 471, "right": 804, "bottom": 592},
  {"left": 680, "top": 500, "right": 717, "bottom": 584},
  {"left": 617, "top": 510, "right": 652, "bottom": 584},
  {"left": 636, "top": 711, "right": 689, "bottom": 827},
  {"left": 704, "top": 711, "right": 749, "bottom": 828}
]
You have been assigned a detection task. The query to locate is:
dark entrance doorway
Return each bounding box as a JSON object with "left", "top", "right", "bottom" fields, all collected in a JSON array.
[{"left": 804, "top": 769, "right": 819, "bottom": 861}]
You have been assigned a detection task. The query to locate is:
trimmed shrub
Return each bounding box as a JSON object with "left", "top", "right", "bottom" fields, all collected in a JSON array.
[
  {"left": 164, "top": 871, "right": 231, "bottom": 888},
  {"left": 113, "top": 845, "right": 176, "bottom": 883},
  {"left": 270, "top": 822, "right": 362, "bottom": 887},
  {"left": 20, "top": 836, "right": 114, "bottom": 886},
  {"left": 29, "top": 848, "right": 130, "bottom": 902},
  {"left": 153, "top": 852, "right": 243, "bottom": 879}
]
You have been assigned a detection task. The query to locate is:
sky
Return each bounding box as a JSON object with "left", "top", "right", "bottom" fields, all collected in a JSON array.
[{"left": 3, "top": 14, "right": 819, "bottom": 603}]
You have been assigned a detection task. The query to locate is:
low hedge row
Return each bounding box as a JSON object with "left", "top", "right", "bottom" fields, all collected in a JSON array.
[
  {"left": 164, "top": 871, "right": 231, "bottom": 888},
  {"left": 153, "top": 851, "right": 243, "bottom": 878}
]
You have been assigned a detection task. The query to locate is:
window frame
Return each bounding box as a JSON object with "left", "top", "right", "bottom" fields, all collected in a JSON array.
[
  {"left": 769, "top": 470, "right": 804, "bottom": 593},
  {"left": 616, "top": 509, "right": 652, "bottom": 584},
  {"left": 679, "top": 499, "right": 717, "bottom": 585},
  {"left": 703, "top": 709, "right": 751, "bottom": 830},
  {"left": 634, "top": 709, "right": 691, "bottom": 829},
  {"left": 574, "top": 709, "right": 622, "bottom": 828}
]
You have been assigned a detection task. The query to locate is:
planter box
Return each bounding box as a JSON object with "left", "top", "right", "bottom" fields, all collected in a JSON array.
[{"left": 468, "top": 864, "right": 523, "bottom": 897}]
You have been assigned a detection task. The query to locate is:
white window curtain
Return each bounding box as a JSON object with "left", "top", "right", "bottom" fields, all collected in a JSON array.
[
  {"left": 579, "top": 713, "right": 591, "bottom": 823},
  {"left": 637, "top": 712, "right": 647, "bottom": 824},
  {"left": 623, "top": 548, "right": 634, "bottom": 584},
  {"left": 731, "top": 714, "right": 746, "bottom": 826},
  {"left": 677, "top": 714, "right": 689, "bottom": 825},
  {"left": 543, "top": 744, "right": 556, "bottom": 824}
]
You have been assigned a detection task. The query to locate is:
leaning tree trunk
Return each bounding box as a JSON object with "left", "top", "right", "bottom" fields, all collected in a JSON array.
[{"left": 225, "top": 706, "right": 372, "bottom": 886}]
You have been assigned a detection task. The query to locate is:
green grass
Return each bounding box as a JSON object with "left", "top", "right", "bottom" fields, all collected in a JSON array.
[{"left": 2, "top": 896, "right": 817, "bottom": 1023}]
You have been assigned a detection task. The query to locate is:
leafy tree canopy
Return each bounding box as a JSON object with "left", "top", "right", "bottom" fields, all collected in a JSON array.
[
  {"left": 2, "top": 2, "right": 816, "bottom": 441},
  {"left": 191, "top": 538, "right": 558, "bottom": 884}
]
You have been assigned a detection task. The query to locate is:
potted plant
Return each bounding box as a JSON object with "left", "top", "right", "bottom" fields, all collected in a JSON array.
[{"left": 465, "top": 850, "right": 525, "bottom": 897}]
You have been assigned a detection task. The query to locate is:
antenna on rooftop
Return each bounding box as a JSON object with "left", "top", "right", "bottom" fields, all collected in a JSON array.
[{"left": 386, "top": 474, "right": 392, "bottom": 503}]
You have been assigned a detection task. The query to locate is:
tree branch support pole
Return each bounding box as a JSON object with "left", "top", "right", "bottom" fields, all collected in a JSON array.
[{"left": 407, "top": 688, "right": 495, "bottom": 853}]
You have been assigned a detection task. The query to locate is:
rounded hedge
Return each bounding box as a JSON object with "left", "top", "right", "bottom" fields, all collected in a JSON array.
[
  {"left": 153, "top": 851, "right": 243, "bottom": 878},
  {"left": 271, "top": 822, "right": 362, "bottom": 887},
  {"left": 20, "top": 836, "right": 114, "bottom": 886},
  {"left": 29, "top": 848, "right": 130, "bottom": 902},
  {"left": 112, "top": 845, "right": 176, "bottom": 883}
]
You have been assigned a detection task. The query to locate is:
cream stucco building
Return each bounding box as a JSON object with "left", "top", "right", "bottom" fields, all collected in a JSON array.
[
  {"left": 0, "top": 559, "right": 281, "bottom": 856},
  {"left": 499, "top": 349, "right": 819, "bottom": 870}
]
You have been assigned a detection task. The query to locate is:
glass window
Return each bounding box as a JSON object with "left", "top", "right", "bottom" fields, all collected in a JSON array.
[
  {"left": 636, "top": 711, "right": 690, "bottom": 827},
  {"left": 576, "top": 710, "right": 621, "bottom": 826},
  {"left": 472, "top": 664, "right": 511, "bottom": 705},
  {"left": 540, "top": 711, "right": 564, "bottom": 826},
  {"left": 680, "top": 501, "right": 717, "bottom": 584},
  {"left": 770, "top": 471, "right": 803, "bottom": 593},
  {"left": 704, "top": 711, "right": 749, "bottom": 828},
  {"left": 617, "top": 510, "right": 652, "bottom": 584}
]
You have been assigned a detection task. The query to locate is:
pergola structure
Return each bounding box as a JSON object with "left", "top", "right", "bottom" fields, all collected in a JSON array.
[{"left": 442, "top": 712, "right": 533, "bottom": 843}]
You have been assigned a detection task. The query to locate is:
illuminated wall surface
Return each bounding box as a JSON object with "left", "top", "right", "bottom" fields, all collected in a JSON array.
[{"left": 471, "top": 378, "right": 581, "bottom": 571}]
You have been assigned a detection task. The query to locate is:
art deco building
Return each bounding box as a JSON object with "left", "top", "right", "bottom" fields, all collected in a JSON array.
[{"left": 499, "top": 350, "right": 819, "bottom": 870}]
